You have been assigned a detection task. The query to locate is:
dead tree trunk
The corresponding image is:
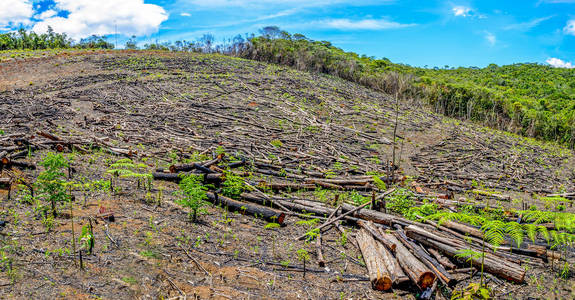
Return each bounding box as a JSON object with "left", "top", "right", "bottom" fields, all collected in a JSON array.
[
  {"left": 206, "top": 192, "right": 286, "bottom": 224},
  {"left": 405, "top": 225, "right": 525, "bottom": 283},
  {"left": 356, "top": 228, "right": 392, "bottom": 290},
  {"left": 379, "top": 230, "right": 436, "bottom": 289}
]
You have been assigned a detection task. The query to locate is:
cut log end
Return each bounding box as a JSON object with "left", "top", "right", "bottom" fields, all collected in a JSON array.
[
  {"left": 418, "top": 271, "right": 436, "bottom": 289},
  {"left": 372, "top": 276, "right": 393, "bottom": 291},
  {"left": 276, "top": 213, "right": 286, "bottom": 225}
]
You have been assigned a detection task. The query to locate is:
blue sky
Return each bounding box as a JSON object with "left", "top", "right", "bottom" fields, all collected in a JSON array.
[{"left": 1, "top": 0, "right": 574, "bottom": 68}]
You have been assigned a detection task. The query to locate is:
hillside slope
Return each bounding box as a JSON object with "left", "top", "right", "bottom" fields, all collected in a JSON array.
[
  {"left": 243, "top": 36, "right": 575, "bottom": 147},
  {"left": 0, "top": 51, "right": 574, "bottom": 299}
]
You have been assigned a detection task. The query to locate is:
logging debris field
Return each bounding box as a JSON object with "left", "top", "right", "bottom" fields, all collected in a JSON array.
[{"left": 1, "top": 50, "right": 575, "bottom": 299}]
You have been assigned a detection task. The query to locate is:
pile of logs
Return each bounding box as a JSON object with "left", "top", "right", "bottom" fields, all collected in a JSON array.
[
  {"left": 0, "top": 133, "right": 37, "bottom": 172},
  {"left": 150, "top": 157, "right": 572, "bottom": 296},
  {"left": 0, "top": 130, "right": 136, "bottom": 194},
  {"left": 238, "top": 191, "right": 534, "bottom": 293}
]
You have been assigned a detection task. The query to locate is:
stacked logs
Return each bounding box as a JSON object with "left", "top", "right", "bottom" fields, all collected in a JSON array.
[
  {"left": 153, "top": 158, "right": 550, "bottom": 295},
  {"left": 0, "top": 130, "right": 136, "bottom": 173},
  {"left": 236, "top": 192, "right": 532, "bottom": 289}
]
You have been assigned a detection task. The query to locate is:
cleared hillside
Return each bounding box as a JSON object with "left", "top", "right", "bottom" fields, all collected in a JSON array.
[{"left": 0, "top": 51, "right": 574, "bottom": 299}]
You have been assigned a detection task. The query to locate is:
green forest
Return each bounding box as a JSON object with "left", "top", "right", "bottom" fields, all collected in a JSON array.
[
  {"left": 2, "top": 27, "right": 574, "bottom": 147},
  {"left": 0, "top": 27, "right": 113, "bottom": 50},
  {"left": 242, "top": 30, "right": 575, "bottom": 148}
]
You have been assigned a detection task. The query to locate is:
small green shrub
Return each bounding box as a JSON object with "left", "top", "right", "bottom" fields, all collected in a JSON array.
[
  {"left": 386, "top": 188, "right": 415, "bottom": 216},
  {"left": 270, "top": 139, "right": 283, "bottom": 148},
  {"left": 36, "top": 153, "right": 71, "bottom": 217},
  {"left": 221, "top": 171, "right": 247, "bottom": 198},
  {"left": 176, "top": 174, "right": 208, "bottom": 222},
  {"left": 79, "top": 222, "right": 94, "bottom": 255}
]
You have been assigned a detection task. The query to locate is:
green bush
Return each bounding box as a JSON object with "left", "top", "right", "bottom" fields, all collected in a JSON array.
[
  {"left": 176, "top": 175, "right": 208, "bottom": 222},
  {"left": 36, "top": 153, "right": 71, "bottom": 217}
]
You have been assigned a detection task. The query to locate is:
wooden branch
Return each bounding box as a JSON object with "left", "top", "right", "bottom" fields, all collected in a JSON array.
[{"left": 206, "top": 192, "right": 286, "bottom": 224}]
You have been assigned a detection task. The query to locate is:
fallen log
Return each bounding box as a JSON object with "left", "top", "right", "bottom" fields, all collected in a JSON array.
[
  {"left": 428, "top": 248, "right": 456, "bottom": 270},
  {"left": 419, "top": 218, "right": 537, "bottom": 260},
  {"left": 2, "top": 160, "right": 36, "bottom": 170},
  {"left": 108, "top": 147, "right": 134, "bottom": 157},
  {"left": 8, "top": 149, "right": 28, "bottom": 160},
  {"left": 405, "top": 225, "right": 525, "bottom": 283},
  {"left": 206, "top": 192, "right": 286, "bottom": 224},
  {"left": 170, "top": 156, "right": 224, "bottom": 173},
  {"left": 341, "top": 203, "right": 415, "bottom": 227},
  {"left": 37, "top": 131, "right": 62, "bottom": 141},
  {"left": 441, "top": 220, "right": 484, "bottom": 240},
  {"left": 394, "top": 227, "right": 455, "bottom": 286},
  {"left": 253, "top": 168, "right": 307, "bottom": 180},
  {"left": 547, "top": 192, "right": 575, "bottom": 199},
  {"left": 306, "top": 179, "right": 344, "bottom": 190},
  {"left": 372, "top": 227, "right": 409, "bottom": 285},
  {"left": 378, "top": 230, "right": 436, "bottom": 289},
  {"left": 415, "top": 219, "right": 524, "bottom": 264},
  {"left": 170, "top": 163, "right": 216, "bottom": 174},
  {"left": 259, "top": 182, "right": 317, "bottom": 192},
  {"left": 295, "top": 189, "right": 396, "bottom": 241},
  {"left": 241, "top": 193, "right": 334, "bottom": 217},
  {"left": 471, "top": 189, "right": 511, "bottom": 202},
  {"left": 305, "top": 178, "right": 370, "bottom": 186},
  {"left": 357, "top": 220, "right": 396, "bottom": 252},
  {"left": 153, "top": 172, "right": 222, "bottom": 183},
  {"left": 356, "top": 228, "right": 392, "bottom": 290}
]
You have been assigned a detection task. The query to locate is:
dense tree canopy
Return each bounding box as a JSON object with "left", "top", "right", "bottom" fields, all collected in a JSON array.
[
  {"left": 0, "top": 27, "right": 72, "bottom": 50},
  {"left": 0, "top": 27, "right": 113, "bottom": 50}
]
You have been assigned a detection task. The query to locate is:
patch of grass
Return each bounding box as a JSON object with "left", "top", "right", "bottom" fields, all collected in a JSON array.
[{"left": 121, "top": 276, "right": 138, "bottom": 285}]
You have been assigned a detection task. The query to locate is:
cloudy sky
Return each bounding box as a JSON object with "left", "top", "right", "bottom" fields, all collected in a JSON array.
[{"left": 0, "top": 0, "right": 574, "bottom": 68}]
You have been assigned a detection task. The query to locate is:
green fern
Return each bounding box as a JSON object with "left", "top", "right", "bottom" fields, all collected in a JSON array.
[
  {"left": 481, "top": 220, "right": 506, "bottom": 247},
  {"left": 426, "top": 211, "right": 486, "bottom": 227},
  {"left": 106, "top": 158, "right": 152, "bottom": 190}
]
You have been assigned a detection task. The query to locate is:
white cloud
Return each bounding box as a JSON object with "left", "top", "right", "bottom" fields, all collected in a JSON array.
[
  {"left": 504, "top": 16, "right": 553, "bottom": 31},
  {"left": 564, "top": 19, "right": 575, "bottom": 35},
  {"left": 0, "top": 0, "right": 33, "bottom": 27},
  {"left": 180, "top": 12, "right": 191, "bottom": 17},
  {"left": 320, "top": 18, "right": 415, "bottom": 30},
  {"left": 452, "top": 6, "right": 472, "bottom": 17},
  {"left": 546, "top": 57, "right": 574, "bottom": 68},
  {"left": 485, "top": 31, "right": 496, "bottom": 46},
  {"left": 32, "top": 0, "right": 168, "bottom": 39},
  {"left": 36, "top": 9, "right": 58, "bottom": 20}
]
